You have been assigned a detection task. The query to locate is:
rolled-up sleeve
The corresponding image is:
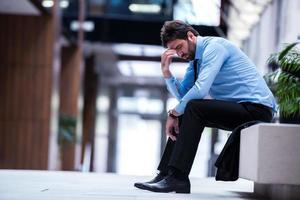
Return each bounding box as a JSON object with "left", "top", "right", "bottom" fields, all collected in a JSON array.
[{"left": 174, "top": 43, "right": 229, "bottom": 115}]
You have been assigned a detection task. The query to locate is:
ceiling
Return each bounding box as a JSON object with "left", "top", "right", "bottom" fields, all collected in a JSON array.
[
  {"left": 59, "top": 0, "right": 226, "bottom": 45},
  {"left": 0, "top": 0, "right": 40, "bottom": 15}
]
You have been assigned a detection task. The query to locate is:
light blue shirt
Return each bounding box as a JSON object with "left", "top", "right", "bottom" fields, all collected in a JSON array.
[{"left": 165, "top": 36, "right": 277, "bottom": 115}]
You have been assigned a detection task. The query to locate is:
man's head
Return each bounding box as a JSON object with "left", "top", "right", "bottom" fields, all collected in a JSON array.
[{"left": 160, "top": 20, "right": 199, "bottom": 60}]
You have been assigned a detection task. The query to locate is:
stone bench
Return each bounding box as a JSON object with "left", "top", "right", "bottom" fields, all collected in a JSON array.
[{"left": 239, "top": 123, "right": 300, "bottom": 200}]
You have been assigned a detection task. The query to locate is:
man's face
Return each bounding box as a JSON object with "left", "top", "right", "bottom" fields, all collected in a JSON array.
[{"left": 167, "top": 38, "right": 196, "bottom": 61}]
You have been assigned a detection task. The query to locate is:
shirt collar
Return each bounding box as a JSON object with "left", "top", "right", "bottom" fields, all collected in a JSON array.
[{"left": 194, "top": 36, "right": 204, "bottom": 60}]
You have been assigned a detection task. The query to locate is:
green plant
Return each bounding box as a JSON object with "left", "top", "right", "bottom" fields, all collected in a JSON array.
[
  {"left": 58, "top": 113, "right": 77, "bottom": 146},
  {"left": 265, "top": 41, "right": 300, "bottom": 118}
]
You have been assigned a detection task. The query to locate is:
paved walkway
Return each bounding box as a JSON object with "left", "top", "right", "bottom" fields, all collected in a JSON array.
[{"left": 0, "top": 170, "right": 261, "bottom": 200}]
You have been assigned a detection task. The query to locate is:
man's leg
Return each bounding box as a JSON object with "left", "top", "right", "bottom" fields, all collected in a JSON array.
[
  {"left": 168, "top": 99, "right": 256, "bottom": 175},
  {"left": 157, "top": 116, "right": 184, "bottom": 173},
  {"left": 134, "top": 123, "right": 180, "bottom": 189},
  {"left": 157, "top": 138, "right": 175, "bottom": 173}
]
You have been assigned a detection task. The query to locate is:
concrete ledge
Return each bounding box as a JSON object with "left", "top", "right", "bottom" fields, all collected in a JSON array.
[
  {"left": 239, "top": 123, "right": 300, "bottom": 185},
  {"left": 239, "top": 123, "right": 300, "bottom": 199}
]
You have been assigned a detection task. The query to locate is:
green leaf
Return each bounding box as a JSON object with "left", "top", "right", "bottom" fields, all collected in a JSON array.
[{"left": 279, "top": 42, "right": 300, "bottom": 60}]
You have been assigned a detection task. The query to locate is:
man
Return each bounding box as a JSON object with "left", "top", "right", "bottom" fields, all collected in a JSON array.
[{"left": 134, "top": 20, "right": 276, "bottom": 193}]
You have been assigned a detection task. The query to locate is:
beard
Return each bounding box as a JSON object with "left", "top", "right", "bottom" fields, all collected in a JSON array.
[{"left": 182, "top": 40, "right": 196, "bottom": 61}]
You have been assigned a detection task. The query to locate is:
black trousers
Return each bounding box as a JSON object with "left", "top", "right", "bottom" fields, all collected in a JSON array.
[{"left": 157, "top": 99, "right": 273, "bottom": 175}]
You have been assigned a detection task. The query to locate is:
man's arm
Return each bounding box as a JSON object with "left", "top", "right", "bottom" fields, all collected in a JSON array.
[
  {"left": 161, "top": 49, "right": 175, "bottom": 78},
  {"left": 161, "top": 49, "right": 194, "bottom": 100},
  {"left": 161, "top": 49, "right": 191, "bottom": 140},
  {"left": 173, "top": 43, "right": 229, "bottom": 115}
]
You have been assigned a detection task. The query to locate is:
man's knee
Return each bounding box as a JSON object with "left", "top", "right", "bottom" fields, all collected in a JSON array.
[
  {"left": 183, "top": 100, "right": 207, "bottom": 122},
  {"left": 185, "top": 99, "right": 206, "bottom": 114},
  {"left": 185, "top": 99, "right": 212, "bottom": 117},
  {"left": 185, "top": 99, "right": 206, "bottom": 110},
  {"left": 186, "top": 100, "right": 198, "bottom": 111}
]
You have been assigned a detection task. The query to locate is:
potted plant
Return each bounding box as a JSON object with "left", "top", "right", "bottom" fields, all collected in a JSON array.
[
  {"left": 58, "top": 113, "right": 77, "bottom": 170},
  {"left": 58, "top": 113, "right": 77, "bottom": 147},
  {"left": 265, "top": 41, "right": 300, "bottom": 124}
]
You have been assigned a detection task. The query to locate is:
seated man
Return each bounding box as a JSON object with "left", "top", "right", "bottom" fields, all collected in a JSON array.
[{"left": 134, "top": 20, "right": 276, "bottom": 193}]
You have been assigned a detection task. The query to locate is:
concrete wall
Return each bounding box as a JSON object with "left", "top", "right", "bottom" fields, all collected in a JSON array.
[{"left": 243, "top": 0, "right": 300, "bottom": 74}]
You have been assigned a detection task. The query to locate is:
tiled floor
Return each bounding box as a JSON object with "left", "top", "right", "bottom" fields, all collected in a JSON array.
[{"left": 0, "top": 170, "right": 261, "bottom": 200}]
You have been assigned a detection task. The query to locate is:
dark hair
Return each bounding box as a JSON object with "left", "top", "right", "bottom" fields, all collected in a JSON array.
[{"left": 160, "top": 20, "right": 199, "bottom": 48}]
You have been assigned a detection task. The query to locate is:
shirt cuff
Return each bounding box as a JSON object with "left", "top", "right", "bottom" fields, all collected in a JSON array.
[
  {"left": 164, "top": 76, "right": 175, "bottom": 84},
  {"left": 174, "top": 101, "right": 188, "bottom": 115}
]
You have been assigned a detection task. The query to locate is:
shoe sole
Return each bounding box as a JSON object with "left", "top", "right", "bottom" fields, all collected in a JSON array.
[
  {"left": 134, "top": 183, "right": 190, "bottom": 194},
  {"left": 151, "top": 187, "right": 190, "bottom": 194}
]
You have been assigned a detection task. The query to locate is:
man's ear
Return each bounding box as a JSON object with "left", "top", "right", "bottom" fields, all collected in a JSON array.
[{"left": 187, "top": 31, "right": 194, "bottom": 41}]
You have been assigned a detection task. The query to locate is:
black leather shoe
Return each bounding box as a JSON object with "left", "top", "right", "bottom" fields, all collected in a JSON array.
[
  {"left": 134, "top": 172, "right": 166, "bottom": 190},
  {"left": 137, "top": 174, "right": 190, "bottom": 193}
]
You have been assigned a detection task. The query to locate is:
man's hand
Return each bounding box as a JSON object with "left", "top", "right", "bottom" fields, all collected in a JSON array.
[
  {"left": 161, "top": 49, "right": 176, "bottom": 78},
  {"left": 165, "top": 115, "right": 179, "bottom": 141}
]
